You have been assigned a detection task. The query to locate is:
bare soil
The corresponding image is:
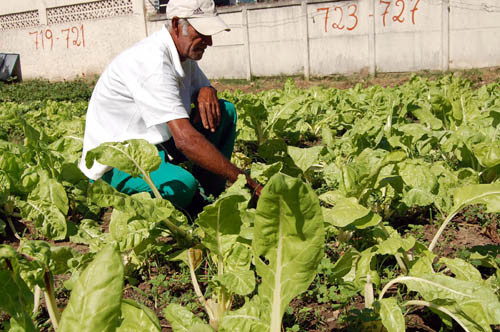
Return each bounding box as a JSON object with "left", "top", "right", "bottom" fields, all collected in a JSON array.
[{"left": 211, "top": 67, "right": 500, "bottom": 94}]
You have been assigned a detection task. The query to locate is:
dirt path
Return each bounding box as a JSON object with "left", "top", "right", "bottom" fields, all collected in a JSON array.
[{"left": 212, "top": 66, "right": 500, "bottom": 93}]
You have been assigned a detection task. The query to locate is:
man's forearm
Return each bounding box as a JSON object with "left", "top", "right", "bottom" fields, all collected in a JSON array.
[
  {"left": 167, "top": 118, "right": 261, "bottom": 195},
  {"left": 177, "top": 128, "right": 242, "bottom": 182}
]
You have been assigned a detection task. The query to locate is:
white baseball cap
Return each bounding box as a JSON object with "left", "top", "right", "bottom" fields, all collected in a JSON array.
[{"left": 166, "top": 0, "right": 230, "bottom": 36}]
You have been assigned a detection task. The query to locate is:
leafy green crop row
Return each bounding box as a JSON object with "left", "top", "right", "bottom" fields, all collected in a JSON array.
[
  {"left": 0, "top": 75, "right": 499, "bottom": 331},
  {"left": 0, "top": 79, "right": 94, "bottom": 103}
]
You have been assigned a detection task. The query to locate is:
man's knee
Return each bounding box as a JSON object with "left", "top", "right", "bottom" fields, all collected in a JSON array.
[
  {"left": 152, "top": 157, "right": 199, "bottom": 209},
  {"left": 159, "top": 176, "right": 198, "bottom": 209},
  {"left": 219, "top": 99, "right": 237, "bottom": 126}
]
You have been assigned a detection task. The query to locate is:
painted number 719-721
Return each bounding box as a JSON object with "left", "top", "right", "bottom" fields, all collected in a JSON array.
[{"left": 29, "top": 24, "right": 86, "bottom": 50}]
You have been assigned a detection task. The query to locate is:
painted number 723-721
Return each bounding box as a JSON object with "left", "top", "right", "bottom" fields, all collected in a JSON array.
[{"left": 317, "top": 0, "right": 420, "bottom": 33}]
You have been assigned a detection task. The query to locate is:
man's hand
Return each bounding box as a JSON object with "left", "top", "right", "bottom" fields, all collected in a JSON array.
[
  {"left": 196, "top": 86, "right": 220, "bottom": 133},
  {"left": 245, "top": 174, "right": 262, "bottom": 197}
]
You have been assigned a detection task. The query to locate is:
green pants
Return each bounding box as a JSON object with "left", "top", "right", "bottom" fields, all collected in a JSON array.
[{"left": 101, "top": 99, "right": 237, "bottom": 209}]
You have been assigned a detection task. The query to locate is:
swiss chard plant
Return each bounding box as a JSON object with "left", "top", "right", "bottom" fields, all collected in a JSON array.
[
  {"left": 1, "top": 243, "right": 162, "bottom": 332},
  {"left": 164, "top": 173, "right": 325, "bottom": 332}
]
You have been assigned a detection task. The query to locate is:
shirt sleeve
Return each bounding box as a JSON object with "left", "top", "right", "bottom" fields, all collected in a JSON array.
[{"left": 133, "top": 71, "right": 190, "bottom": 128}]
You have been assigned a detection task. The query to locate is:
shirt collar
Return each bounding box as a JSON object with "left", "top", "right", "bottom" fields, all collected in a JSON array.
[{"left": 160, "top": 25, "right": 185, "bottom": 79}]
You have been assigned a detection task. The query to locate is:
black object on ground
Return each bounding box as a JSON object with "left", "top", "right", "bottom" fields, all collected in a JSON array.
[{"left": 0, "top": 53, "right": 22, "bottom": 82}]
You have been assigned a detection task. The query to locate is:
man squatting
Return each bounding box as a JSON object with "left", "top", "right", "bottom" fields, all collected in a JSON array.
[{"left": 79, "top": 0, "right": 262, "bottom": 218}]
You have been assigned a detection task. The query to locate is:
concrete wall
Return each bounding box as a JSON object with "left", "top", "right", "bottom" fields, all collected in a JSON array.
[
  {"left": 449, "top": 0, "right": 500, "bottom": 69},
  {"left": 192, "top": 0, "right": 500, "bottom": 79},
  {"left": 0, "top": 0, "right": 147, "bottom": 80},
  {"left": 1, "top": 0, "right": 499, "bottom": 80}
]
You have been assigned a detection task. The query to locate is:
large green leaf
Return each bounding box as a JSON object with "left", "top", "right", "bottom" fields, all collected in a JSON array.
[
  {"left": 330, "top": 247, "right": 360, "bottom": 280},
  {"left": 16, "top": 200, "right": 67, "bottom": 240},
  {"left": 19, "top": 168, "right": 44, "bottom": 194},
  {"left": 318, "top": 190, "right": 345, "bottom": 206},
  {"left": 196, "top": 195, "right": 246, "bottom": 260},
  {"left": 164, "top": 304, "right": 215, "bottom": 332},
  {"left": 335, "top": 149, "right": 406, "bottom": 201},
  {"left": 218, "top": 243, "right": 255, "bottom": 295},
  {"left": 401, "top": 188, "right": 435, "bottom": 207},
  {"left": 338, "top": 164, "right": 359, "bottom": 197},
  {"left": 409, "top": 245, "right": 436, "bottom": 276},
  {"left": 225, "top": 243, "right": 252, "bottom": 271},
  {"left": 257, "top": 139, "right": 302, "bottom": 177},
  {"left": 70, "top": 219, "right": 108, "bottom": 251},
  {"left": 287, "top": 145, "right": 322, "bottom": 173},
  {"left": 397, "top": 124, "right": 429, "bottom": 144},
  {"left": 58, "top": 245, "right": 124, "bottom": 332},
  {"left": 18, "top": 240, "right": 51, "bottom": 267},
  {"left": 400, "top": 274, "right": 500, "bottom": 326},
  {"left": 378, "top": 298, "right": 405, "bottom": 332},
  {"left": 322, "top": 197, "right": 369, "bottom": 227},
  {"left": 88, "top": 180, "right": 131, "bottom": 209},
  {"left": 354, "top": 248, "right": 380, "bottom": 291},
  {"left": 452, "top": 183, "right": 500, "bottom": 213},
  {"left": 0, "top": 245, "right": 37, "bottom": 332},
  {"left": 49, "top": 135, "right": 83, "bottom": 163},
  {"left": 60, "top": 162, "right": 88, "bottom": 184},
  {"left": 116, "top": 299, "right": 161, "bottom": 332},
  {"left": 218, "top": 270, "right": 255, "bottom": 296},
  {"left": 219, "top": 296, "right": 269, "bottom": 332},
  {"left": 21, "top": 121, "right": 43, "bottom": 148},
  {"left": 250, "top": 162, "right": 283, "bottom": 185},
  {"left": 89, "top": 181, "right": 176, "bottom": 222},
  {"left": 376, "top": 236, "right": 415, "bottom": 256},
  {"left": 86, "top": 139, "right": 161, "bottom": 178},
  {"left": 49, "top": 245, "right": 79, "bottom": 275},
  {"left": 439, "top": 257, "right": 483, "bottom": 283},
  {"left": 109, "top": 209, "right": 158, "bottom": 252},
  {"left": 399, "top": 161, "right": 438, "bottom": 193},
  {"left": 473, "top": 142, "right": 500, "bottom": 169},
  {"left": 253, "top": 173, "right": 324, "bottom": 330},
  {"left": 129, "top": 192, "right": 176, "bottom": 222},
  {"left": 411, "top": 105, "right": 443, "bottom": 130},
  {"left": 0, "top": 152, "right": 23, "bottom": 185},
  {"left": 323, "top": 197, "right": 381, "bottom": 229},
  {"left": 0, "top": 271, "right": 36, "bottom": 332},
  {"left": 17, "top": 240, "right": 52, "bottom": 289},
  {"left": 29, "top": 178, "right": 69, "bottom": 214},
  {"left": 0, "top": 171, "right": 11, "bottom": 205}
]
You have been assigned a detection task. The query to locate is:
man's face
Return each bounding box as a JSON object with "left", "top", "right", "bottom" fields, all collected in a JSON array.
[{"left": 176, "top": 22, "right": 213, "bottom": 61}]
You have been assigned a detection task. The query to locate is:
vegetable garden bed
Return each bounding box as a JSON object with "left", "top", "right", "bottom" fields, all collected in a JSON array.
[{"left": 1, "top": 73, "right": 499, "bottom": 332}]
